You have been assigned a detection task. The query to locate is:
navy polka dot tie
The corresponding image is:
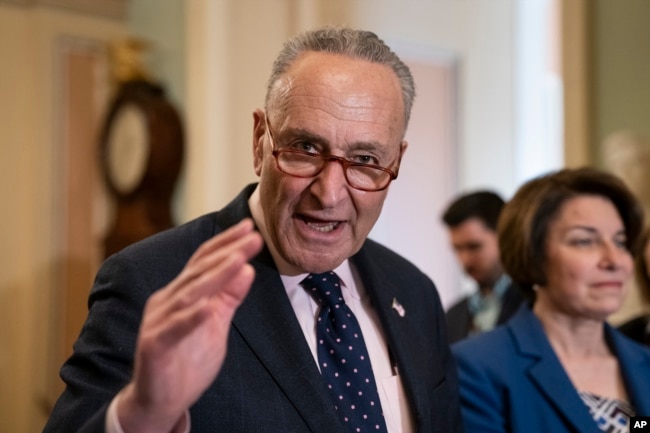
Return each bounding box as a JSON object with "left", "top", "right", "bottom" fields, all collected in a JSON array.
[{"left": 302, "top": 272, "right": 388, "bottom": 433}]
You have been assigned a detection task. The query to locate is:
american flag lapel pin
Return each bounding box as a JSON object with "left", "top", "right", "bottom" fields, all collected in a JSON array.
[{"left": 391, "top": 297, "right": 405, "bottom": 317}]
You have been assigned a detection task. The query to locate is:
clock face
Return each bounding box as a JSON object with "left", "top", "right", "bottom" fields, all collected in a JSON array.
[{"left": 106, "top": 103, "right": 150, "bottom": 194}]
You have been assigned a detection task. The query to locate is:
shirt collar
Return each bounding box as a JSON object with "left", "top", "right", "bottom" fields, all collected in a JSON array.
[
  {"left": 280, "top": 261, "right": 359, "bottom": 300},
  {"left": 468, "top": 274, "right": 511, "bottom": 313}
]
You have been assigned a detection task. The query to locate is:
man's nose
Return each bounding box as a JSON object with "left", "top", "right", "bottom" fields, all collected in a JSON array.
[{"left": 309, "top": 159, "right": 350, "bottom": 205}]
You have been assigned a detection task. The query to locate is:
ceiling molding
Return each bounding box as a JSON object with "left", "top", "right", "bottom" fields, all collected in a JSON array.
[{"left": 0, "top": 0, "right": 128, "bottom": 20}]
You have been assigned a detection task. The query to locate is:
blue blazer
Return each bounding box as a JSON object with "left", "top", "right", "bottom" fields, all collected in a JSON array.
[
  {"left": 452, "top": 304, "right": 650, "bottom": 433},
  {"left": 43, "top": 184, "right": 462, "bottom": 433}
]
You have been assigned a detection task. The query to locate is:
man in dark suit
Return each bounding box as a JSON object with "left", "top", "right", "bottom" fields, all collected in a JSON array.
[
  {"left": 43, "top": 27, "right": 462, "bottom": 433},
  {"left": 442, "top": 191, "right": 523, "bottom": 343}
]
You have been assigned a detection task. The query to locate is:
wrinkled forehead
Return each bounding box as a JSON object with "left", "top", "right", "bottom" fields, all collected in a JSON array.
[{"left": 268, "top": 52, "right": 406, "bottom": 135}]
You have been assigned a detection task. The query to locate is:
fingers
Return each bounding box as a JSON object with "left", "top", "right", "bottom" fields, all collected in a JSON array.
[
  {"left": 189, "top": 219, "right": 260, "bottom": 266},
  {"left": 166, "top": 219, "right": 262, "bottom": 297},
  {"left": 146, "top": 262, "right": 257, "bottom": 349},
  {"left": 180, "top": 240, "right": 260, "bottom": 305},
  {"left": 144, "top": 219, "right": 263, "bottom": 336}
]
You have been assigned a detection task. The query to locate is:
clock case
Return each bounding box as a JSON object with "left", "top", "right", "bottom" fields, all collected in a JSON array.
[{"left": 99, "top": 79, "right": 184, "bottom": 257}]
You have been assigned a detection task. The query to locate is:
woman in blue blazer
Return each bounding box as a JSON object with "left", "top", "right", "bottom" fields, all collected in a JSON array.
[{"left": 452, "top": 167, "right": 650, "bottom": 433}]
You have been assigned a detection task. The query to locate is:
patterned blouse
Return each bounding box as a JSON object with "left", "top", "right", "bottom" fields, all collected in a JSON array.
[{"left": 579, "top": 391, "right": 635, "bottom": 433}]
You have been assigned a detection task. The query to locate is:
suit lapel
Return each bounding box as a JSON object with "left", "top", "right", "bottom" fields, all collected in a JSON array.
[
  {"left": 232, "top": 248, "right": 340, "bottom": 433},
  {"left": 496, "top": 282, "right": 524, "bottom": 325},
  {"left": 509, "top": 308, "right": 602, "bottom": 433},
  {"left": 527, "top": 360, "right": 602, "bottom": 432},
  {"left": 351, "top": 247, "right": 441, "bottom": 433},
  {"left": 607, "top": 326, "right": 650, "bottom": 416},
  {"left": 214, "top": 187, "right": 340, "bottom": 433}
]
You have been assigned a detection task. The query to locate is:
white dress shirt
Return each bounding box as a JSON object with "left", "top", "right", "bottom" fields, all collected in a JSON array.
[{"left": 282, "top": 262, "right": 414, "bottom": 433}]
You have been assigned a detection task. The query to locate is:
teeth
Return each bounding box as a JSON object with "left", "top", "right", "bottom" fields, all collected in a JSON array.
[{"left": 307, "top": 222, "right": 337, "bottom": 232}]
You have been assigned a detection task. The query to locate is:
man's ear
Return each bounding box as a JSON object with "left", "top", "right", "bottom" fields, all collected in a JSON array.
[
  {"left": 394, "top": 140, "right": 408, "bottom": 174},
  {"left": 399, "top": 140, "right": 408, "bottom": 158},
  {"left": 252, "top": 109, "right": 266, "bottom": 176}
]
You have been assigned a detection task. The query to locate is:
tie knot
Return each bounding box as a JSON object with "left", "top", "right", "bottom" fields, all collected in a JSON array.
[{"left": 301, "top": 272, "right": 344, "bottom": 308}]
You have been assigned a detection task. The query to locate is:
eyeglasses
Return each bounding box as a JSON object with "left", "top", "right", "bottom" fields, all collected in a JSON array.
[{"left": 264, "top": 115, "right": 400, "bottom": 192}]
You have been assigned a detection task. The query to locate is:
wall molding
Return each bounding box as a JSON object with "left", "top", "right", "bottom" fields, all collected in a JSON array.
[{"left": 0, "top": 0, "right": 127, "bottom": 19}]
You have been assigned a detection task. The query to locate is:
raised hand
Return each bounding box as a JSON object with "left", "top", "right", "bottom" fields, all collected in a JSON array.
[{"left": 116, "top": 219, "right": 264, "bottom": 433}]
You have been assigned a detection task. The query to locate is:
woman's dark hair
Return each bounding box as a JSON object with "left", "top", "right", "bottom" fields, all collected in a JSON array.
[
  {"left": 635, "top": 227, "right": 650, "bottom": 304},
  {"left": 498, "top": 167, "right": 645, "bottom": 298}
]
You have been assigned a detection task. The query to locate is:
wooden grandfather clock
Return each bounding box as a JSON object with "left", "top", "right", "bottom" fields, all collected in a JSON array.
[{"left": 98, "top": 38, "right": 184, "bottom": 257}]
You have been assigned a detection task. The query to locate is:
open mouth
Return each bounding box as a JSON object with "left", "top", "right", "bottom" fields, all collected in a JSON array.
[{"left": 300, "top": 215, "right": 342, "bottom": 233}]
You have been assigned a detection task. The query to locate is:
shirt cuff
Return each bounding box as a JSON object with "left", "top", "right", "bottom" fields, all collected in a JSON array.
[{"left": 105, "top": 392, "right": 191, "bottom": 433}]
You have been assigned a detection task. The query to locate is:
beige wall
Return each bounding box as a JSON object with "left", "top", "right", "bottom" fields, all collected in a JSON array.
[
  {"left": 0, "top": 3, "right": 126, "bottom": 431},
  {"left": 591, "top": 0, "right": 650, "bottom": 322},
  {"left": 593, "top": 0, "right": 650, "bottom": 149},
  {"left": 0, "top": 7, "right": 46, "bottom": 432}
]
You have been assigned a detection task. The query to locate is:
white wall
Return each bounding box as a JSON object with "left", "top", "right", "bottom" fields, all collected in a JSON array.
[{"left": 347, "top": 0, "right": 518, "bottom": 195}]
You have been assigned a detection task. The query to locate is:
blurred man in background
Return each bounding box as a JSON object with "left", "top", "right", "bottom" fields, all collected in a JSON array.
[{"left": 442, "top": 191, "right": 523, "bottom": 343}]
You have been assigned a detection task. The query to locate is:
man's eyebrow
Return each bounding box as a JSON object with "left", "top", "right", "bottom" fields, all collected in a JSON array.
[
  {"left": 280, "top": 127, "right": 326, "bottom": 144},
  {"left": 351, "top": 141, "right": 388, "bottom": 152},
  {"left": 283, "top": 127, "right": 390, "bottom": 154}
]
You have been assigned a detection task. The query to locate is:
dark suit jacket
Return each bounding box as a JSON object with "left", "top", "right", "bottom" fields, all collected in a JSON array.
[
  {"left": 43, "top": 184, "right": 462, "bottom": 433},
  {"left": 445, "top": 282, "right": 523, "bottom": 344},
  {"left": 452, "top": 305, "right": 650, "bottom": 433},
  {"left": 618, "top": 314, "right": 650, "bottom": 346}
]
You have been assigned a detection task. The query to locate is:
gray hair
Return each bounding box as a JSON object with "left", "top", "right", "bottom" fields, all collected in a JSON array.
[{"left": 265, "top": 26, "right": 415, "bottom": 128}]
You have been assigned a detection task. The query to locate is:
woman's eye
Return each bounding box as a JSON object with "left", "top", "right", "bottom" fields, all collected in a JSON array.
[
  {"left": 614, "top": 238, "right": 628, "bottom": 249},
  {"left": 570, "top": 238, "right": 594, "bottom": 247}
]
